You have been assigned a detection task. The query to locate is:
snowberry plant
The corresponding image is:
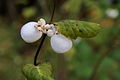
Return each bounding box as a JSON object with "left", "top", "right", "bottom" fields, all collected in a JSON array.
[
  {"left": 21, "top": 18, "right": 100, "bottom": 53},
  {"left": 20, "top": 18, "right": 101, "bottom": 80},
  {"left": 21, "top": 18, "right": 73, "bottom": 53}
]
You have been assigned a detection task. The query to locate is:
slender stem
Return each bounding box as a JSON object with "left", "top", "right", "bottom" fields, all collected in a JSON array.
[
  {"left": 33, "top": 0, "right": 56, "bottom": 66},
  {"left": 49, "top": 0, "right": 56, "bottom": 24},
  {"left": 34, "top": 34, "right": 47, "bottom": 66},
  {"left": 90, "top": 51, "right": 109, "bottom": 80},
  {"left": 90, "top": 30, "right": 120, "bottom": 80}
]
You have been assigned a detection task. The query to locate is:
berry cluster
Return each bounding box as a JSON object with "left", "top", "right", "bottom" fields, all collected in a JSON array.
[{"left": 20, "top": 18, "right": 72, "bottom": 53}]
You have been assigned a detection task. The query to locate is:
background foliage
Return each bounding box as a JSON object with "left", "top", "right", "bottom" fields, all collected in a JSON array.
[{"left": 0, "top": 0, "right": 120, "bottom": 80}]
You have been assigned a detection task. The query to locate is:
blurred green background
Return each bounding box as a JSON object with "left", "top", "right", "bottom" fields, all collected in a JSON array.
[{"left": 0, "top": 0, "right": 120, "bottom": 80}]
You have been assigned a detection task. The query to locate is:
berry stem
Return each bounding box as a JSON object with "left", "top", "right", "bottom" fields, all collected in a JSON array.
[
  {"left": 34, "top": 34, "right": 47, "bottom": 66},
  {"left": 33, "top": 0, "right": 56, "bottom": 66},
  {"left": 49, "top": 0, "right": 56, "bottom": 24}
]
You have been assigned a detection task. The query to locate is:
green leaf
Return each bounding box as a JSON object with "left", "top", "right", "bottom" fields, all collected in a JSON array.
[
  {"left": 54, "top": 20, "right": 101, "bottom": 39},
  {"left": 22, "top": 63, "right": 54, "bottom": 80}
]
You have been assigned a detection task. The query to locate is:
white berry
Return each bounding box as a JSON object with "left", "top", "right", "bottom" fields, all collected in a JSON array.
[
  {"left": 44, "top": 24, "right": 51, "bottom": 29},
  {"left": 47, "top": 29, "right": 55, "bottom": 37},
  {"left": 106, "top": 9, "right": 119, "bottom": 18},
  {"left": 20, "top": 22, "right": 43, "bottom": 43},
  {"left": 51, "top": 34, "right": 72, "bottom": 53},
  {"left": 49, "top": 24, "right": 55, "bottom": 28},
  {"left": 38, "top": 18, "right": 46, "bottom": 26}
]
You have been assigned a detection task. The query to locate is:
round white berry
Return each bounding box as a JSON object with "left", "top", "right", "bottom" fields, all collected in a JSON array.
[
  {"left": 49, "top": 24, "right": 55, "bottom": 28},
  {"left": 44, "top": 24, "right": 51, "bottom": 29},
  {"left": 20, "top": 22, "right": 43, "bottom": 43},
  {"left": 47, "top": 29, "right": 55, "bottom": 37},
  {"left": 38, "top": 18, "right": 46, "bottom": 26},
  {"left": 106, "top": 9, "right": 119, "bottom": 18},
  {"left": 51, "top": 34, "right": 72, "bottom": 53}
]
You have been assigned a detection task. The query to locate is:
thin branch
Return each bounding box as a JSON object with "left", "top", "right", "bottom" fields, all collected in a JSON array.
[
  {"left": 49, "top": 0, "right": 56, "bottom": 24},
  {"left": 89, "top": 50, "right": 109, "bottom": 80},
  {"left": 34, "top": 34, "right": 47, "bottom": 66},
  {"left": 33, "top": 0, "right": 56, "bottom": 66},
  {"left": 90, "top": 30, "right": 120, "bottom": 80}
]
